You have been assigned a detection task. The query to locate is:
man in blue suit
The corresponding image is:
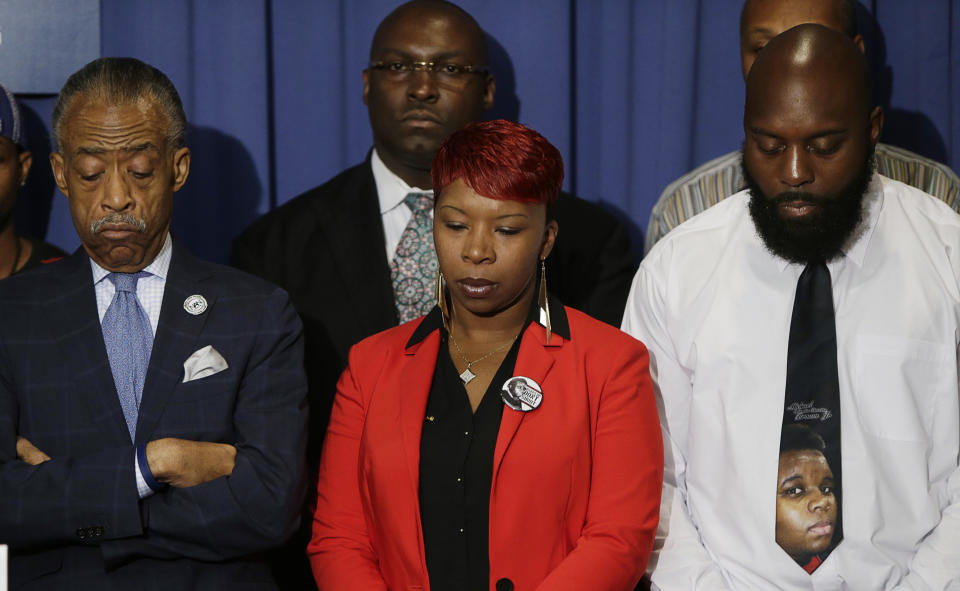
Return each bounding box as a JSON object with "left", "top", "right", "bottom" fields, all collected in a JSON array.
[{"left": 0, "top": 58, "right": 308, "bottom": 589}]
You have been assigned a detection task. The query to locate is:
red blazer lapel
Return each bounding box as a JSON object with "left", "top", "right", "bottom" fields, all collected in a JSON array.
[
  {"left": 399, "top": 330, "right": 442, "bottom": 500},
  {"left": 492, "top": 324, "right": 564, "bottom": 482}
]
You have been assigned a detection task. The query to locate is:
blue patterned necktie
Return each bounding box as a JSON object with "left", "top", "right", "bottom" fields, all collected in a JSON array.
[
  {"left": 390, "top": 191, "right": 437, "bottom": 323},
  {"left": 101, "top": 271, "right": 154, "bottom": 441}
]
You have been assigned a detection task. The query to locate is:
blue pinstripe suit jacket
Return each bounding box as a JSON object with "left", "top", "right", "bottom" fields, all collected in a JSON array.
[{"left": 0, "top": 244, "right": 308, "bottom": 590}]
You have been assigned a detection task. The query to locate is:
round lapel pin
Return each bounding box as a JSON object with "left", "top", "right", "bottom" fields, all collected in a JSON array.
[
  {"left": 501, "top": 376, "right": 543, "bottom": 412},
  {"left": 183, "top": 294, "right": 208, "bottom": 315}
]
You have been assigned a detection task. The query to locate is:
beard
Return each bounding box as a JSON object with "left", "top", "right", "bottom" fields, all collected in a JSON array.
[{"left": 744, "top": 152, "right": 875, "bottom": 264}]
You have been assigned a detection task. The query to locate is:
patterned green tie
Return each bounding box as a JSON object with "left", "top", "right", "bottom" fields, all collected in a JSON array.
[{"left": 390, "top": 191, "right": 437, "bottom": 323}]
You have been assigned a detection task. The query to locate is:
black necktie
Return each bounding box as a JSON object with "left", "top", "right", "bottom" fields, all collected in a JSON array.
[{"left": 779, "top": 262, "right": 843, "bottom": 569}]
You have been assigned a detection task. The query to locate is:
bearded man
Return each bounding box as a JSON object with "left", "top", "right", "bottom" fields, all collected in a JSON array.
[
  {"left": 644, "top": 0, "right": 960, "bottom": 253},
  {"left": 622, "top": 24, "right": 960, "bottom": 590}
]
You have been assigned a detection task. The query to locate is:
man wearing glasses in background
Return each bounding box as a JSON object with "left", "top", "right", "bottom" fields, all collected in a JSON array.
[{"left": 232, "top": 1, "right": 635, "bottom": 588}]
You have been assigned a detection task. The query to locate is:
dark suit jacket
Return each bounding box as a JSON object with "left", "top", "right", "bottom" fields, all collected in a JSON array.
[
  {"left": 0, "top": 245, "right": 308, "bottom": 590},
  {"left": 232, "top": 157, "right": 636, "bottom": 445}
]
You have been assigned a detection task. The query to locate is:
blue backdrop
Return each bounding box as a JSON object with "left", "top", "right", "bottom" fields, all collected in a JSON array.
[{"left": 15, "top": 0, "right": 960, "bottom": 263}]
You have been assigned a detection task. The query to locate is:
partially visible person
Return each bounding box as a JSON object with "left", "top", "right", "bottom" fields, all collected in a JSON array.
[
  {"left": 309, "top": 119, "right": 662, "bottom": 591},
  {"left": 645, "top": 0, "right": 960, "bottom": 252},
  {"left": 0, "top": 82, "right": 65, "bottom": 279},
  {"left": 775, "top": 424, "right": 837, "bottom": 574},
  {"left": 624, "top": 25, "right": 960, "bottom": 589},
  {"left": 0, "top": 57, "right": 307, "bottom": 590}
]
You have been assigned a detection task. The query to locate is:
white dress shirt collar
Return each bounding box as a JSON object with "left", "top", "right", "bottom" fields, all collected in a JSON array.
[
  {"left": 370, "top": 148, "right": 433, "bottom": 215},
  {"left": 90, "top": 232, "right": 173, "bottom": 284},
  {"left": 90, "top": 233, "right": 172, "bottom": 335},
  {"left": 767, "top": 173, "right": 885, "bottom": 273},
  {"left": 840, "top": 172, "right": 884, "bottom": 268}
]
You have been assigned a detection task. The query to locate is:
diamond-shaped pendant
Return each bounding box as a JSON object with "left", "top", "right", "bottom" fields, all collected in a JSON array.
[{"left": 459, "top": 366, "right": 477, "bottom": 384}]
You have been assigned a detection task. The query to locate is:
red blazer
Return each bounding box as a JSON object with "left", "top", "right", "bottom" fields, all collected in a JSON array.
[{"left": 309, "top": 306, "right": 663, "bottom": 591}]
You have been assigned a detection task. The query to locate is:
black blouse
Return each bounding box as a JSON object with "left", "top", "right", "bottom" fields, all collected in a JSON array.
[{"left": 418, "top": 331, "right": 521, "bottom": 591}]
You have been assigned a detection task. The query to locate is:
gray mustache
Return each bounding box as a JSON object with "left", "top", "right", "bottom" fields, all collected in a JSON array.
[{"left": 91, "top": 213, "right": 147, "bottom": 235}]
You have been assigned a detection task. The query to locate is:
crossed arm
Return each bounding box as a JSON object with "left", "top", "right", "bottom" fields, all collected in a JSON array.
[{"left": 17, "top": 435, "right": 235, "bottom": 487}]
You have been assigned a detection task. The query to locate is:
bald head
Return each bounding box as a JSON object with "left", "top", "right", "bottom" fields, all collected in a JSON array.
[
  {"left": 370, "top": 0, "right": 487, "bottom": 63},
  {"left": 747, "top": 23, "right": 872, "bottom": 120},
  {"left": 742, "top": 24, "right": 882, "bottom": 264},
  {"left": 363, "top": 0, "right": 495, "bottom": 190}
]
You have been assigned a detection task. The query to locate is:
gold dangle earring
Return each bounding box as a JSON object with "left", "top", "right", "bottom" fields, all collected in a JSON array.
[
  {"left": 436, "top": 270, "right": 450, "bottom": 331},
  {"left": 538, "top": 259, "right": 551, "bottom": 343}
]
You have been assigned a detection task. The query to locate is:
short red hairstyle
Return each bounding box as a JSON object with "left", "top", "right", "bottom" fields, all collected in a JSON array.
[{"left": 431, "top": 119, "right": 563, "bottom": 207}]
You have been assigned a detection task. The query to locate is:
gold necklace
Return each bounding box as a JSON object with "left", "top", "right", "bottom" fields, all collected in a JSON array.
[{"left": 448, "top": 332, "right": 517, "bottom": 385}]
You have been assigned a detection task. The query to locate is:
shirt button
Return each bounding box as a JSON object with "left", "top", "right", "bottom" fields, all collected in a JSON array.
[
  {"left": 464, "top": 431, "right": 470, "bottom": 436},
  {"left": 459, "top": 527, "right": 465, "bottom": 533},
  {"left": 456, "top": 477, "right": 462, "bottom": 482}
]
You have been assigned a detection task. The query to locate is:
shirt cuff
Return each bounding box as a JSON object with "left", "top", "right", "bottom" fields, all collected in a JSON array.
[{"left": 134, "top": 443, "right": 166, "bottom": 498}]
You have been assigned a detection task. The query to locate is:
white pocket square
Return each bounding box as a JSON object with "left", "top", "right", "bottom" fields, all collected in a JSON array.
[{"left": 182, "top": 345, "right": 229, "bottom": 383}]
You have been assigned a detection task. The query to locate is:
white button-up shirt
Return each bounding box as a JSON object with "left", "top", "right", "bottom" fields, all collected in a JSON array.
[{"left": 623, "top": 175, "right": 960, "bottom": 590}]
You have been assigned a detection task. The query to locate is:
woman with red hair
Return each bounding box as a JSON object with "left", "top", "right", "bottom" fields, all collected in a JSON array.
[{"left": 309, "top": 119, "right": 662, "bottom": 591}]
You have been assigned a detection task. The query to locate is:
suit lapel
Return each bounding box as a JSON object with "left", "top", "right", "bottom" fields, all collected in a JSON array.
[
  {"left": 316, "top": 159, "right": 397, "bottom": 335},
  {"left": 135, "top": 245, "right": 215, "bottom": 443},
  {"left": 492, "top": 323, "right": 564, "bottom": 481},
  {"left": 55, "top": 250, "right": 132, "bottom": 445}
]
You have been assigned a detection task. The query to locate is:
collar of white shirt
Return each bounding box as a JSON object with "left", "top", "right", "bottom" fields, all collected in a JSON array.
[
  {"left": 90, "top": 232, "right": 173, "bottom": 284},
  {"left": 370, "top": 148, "right": 433, "bottom": 214},
  {"left": 90, "top": 233, "right": 173, "bottom": 334},
  {"left": 774, "top": 173, "right": 884, "bottom": 273}
]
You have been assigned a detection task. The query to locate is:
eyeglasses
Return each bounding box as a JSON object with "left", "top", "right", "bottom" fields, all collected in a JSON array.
[{"left": 368, "top": 60, "right": 489, "bottom": 88}]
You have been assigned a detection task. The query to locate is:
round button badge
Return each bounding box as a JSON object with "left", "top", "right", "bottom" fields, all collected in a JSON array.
[
  {"left": 183, "top": 294, "right": 208, "bottom": 315},
  {"left": 501, "top": 376, "right": 543, "bottom": 412}
]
